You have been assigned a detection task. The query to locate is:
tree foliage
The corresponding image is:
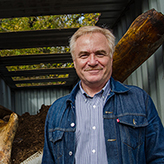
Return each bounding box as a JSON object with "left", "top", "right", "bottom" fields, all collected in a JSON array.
[
  {"left": 0, "top": 13, "right": 100, "bottom": 32},
  {"left": 7, "top": 62, "right": 74, "bottom": 71}
]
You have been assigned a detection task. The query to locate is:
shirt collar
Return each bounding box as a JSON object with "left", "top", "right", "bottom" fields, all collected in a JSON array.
[{"left": 79, "top": 80, "right": 111, "bottom": 98}]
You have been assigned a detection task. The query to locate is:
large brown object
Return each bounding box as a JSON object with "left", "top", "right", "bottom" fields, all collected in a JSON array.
[
  {"left": 0, "top": 105, "right": 13, "bottom": 119},
  {"left": 112, "top": 9, "right": 164, "bottom": 82},
  {"left": 0, "top": 113, "right": 18, "bottom": 164}
]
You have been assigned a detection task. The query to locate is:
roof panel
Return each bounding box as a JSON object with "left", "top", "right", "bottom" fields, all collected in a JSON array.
[
  {"left": 0, "top": 28, "right": 77, "bottom": 49},
  {"left": 0, "top": 53, "right": 73, "bottom": 66},
  {"left": 0, "top": 0, "right": 131, "bottom": 18}
]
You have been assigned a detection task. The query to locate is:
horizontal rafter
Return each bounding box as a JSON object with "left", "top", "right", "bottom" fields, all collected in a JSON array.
[
  {"left": 3, "top": 68, "right": 76, "bottom": 77},
  {"left": 14, "top": 81, "right": 76, "bottom": 90},
  {"left": 0, "top": 28, "right": 77, "bottom": 50},
  {"left": 0, "top": 0, "right": 130, "bottom": 18},
  {"left": 0, "top": 53, "right": 73, "bottom": 66},
  {"left": 13, "top": 77, "right": 75, "bottom": 84}
]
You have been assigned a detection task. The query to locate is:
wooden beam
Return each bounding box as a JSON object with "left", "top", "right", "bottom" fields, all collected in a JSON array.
[
  {"left": 3, "top": 68, "right": 76, "bottom": 77},
  {"left": 13, "top": 78, "right": 73, "bottom": 84},
  {"left": 0, "top": 28, "right": 77, "bottom": 50},
  {"left": 112, "top": 9, "right": 164, "bottom": 82},
  {"left": 0, "top": 66, "right": 16, "bottom": 88},
  {"left": 0, "top": 0, "right": 129, "bottom": 18},
  {"left": 14, "top": 81, "right": 75, "bottom": 90},
  {"left": 0, "top": 53, "right": 73, "bottom": 66}
]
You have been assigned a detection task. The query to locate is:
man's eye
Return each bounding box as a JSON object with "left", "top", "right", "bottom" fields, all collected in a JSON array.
[
  {"left": 79, "top": 54, "right": 88, "bottom": 58},
  {"left": 96, "top": 53, "right": 105, "bottom": 57}
]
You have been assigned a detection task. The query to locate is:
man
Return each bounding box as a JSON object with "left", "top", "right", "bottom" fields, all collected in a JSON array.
[{"left": 42, "top": 26, "right": 164, "bottom": 164}]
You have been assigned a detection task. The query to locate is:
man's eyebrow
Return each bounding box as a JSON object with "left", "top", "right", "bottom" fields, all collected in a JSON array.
[
  {"left": 95, "top": 50, "right": 107, "bottom": 54},
  {"left": 77, "top": 50, "right": 107, "bottom": 57},
  {"left": 78, "top": 51, "right": 89, "bottom": 56}
]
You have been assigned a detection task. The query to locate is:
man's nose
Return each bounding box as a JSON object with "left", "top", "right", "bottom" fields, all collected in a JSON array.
[{"left": 88, "top": 54, "right": 98, "bottom": 66}]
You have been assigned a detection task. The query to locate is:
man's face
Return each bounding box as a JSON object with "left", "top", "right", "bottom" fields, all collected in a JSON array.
[{"left": 73, "top": 32, "right": 113, "bottom": 88}]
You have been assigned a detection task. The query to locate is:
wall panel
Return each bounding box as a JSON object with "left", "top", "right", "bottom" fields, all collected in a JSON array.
[
  {"left": 0, "top": 77, "right": 12, "bottom": 110},
  {"left": 14, "top": 88, "right": 70, "bottom": 115}
]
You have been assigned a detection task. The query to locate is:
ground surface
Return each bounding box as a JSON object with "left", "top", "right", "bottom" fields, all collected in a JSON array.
[{"left": 11, "top": 104, "right": 50, "bottom": 164}]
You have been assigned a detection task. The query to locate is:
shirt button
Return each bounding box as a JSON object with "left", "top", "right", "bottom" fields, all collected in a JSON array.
[
  {"left": 92, "top": 149, "right": 96, "bottom": 153},
  {"left": 92, "top": 126, "right": 96, "bottom": 130},
  {"left": 71, "top": 123, "right": 75, "bottom": 127},
  {"left": 69, "top": 151, "right": 73, "bottom": 156}
]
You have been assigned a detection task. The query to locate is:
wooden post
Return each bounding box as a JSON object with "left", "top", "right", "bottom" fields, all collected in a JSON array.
[{"left": 112, "top": 9, "right": 164, "bottom": 82}]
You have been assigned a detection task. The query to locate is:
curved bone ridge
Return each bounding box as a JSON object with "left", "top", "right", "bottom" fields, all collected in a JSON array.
[{"left": 0, "top": 113, "right": 18, "bottom": 164}]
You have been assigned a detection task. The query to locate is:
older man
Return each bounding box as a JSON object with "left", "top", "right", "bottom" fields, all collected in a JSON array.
[{"left": 42, "top": 26, "right": 164, "bottom": 164}]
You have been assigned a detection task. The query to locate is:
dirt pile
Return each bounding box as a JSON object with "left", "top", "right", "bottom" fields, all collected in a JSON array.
[{"left": 11, "top": 104, "right": 50, "bottom": 164}]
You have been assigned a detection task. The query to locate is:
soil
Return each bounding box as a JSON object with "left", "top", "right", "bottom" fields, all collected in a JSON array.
[{"left": 11, "top": 104, "right": 50, "bottom": 164}]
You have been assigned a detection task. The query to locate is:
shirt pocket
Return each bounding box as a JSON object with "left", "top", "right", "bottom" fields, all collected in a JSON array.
[
  {"left": 117, "top": 114, "right": 148, "bottom": 149},
  {"left": 49, "top": 130, "right": 65, "bottom": 159}
]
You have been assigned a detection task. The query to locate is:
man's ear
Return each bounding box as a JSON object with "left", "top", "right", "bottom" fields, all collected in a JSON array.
[
  {"left": 111, "top": 58, "right": 113, "bottom": 66},
  {"left": 73, "top": 60, "right": 76, "bottom": 69}
]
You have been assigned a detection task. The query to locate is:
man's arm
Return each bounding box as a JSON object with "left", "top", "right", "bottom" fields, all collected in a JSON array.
[
  {"left": 145, "top": 95, "right": 164, "bottom": 163},
  {"left": 42, "top": 112, "right": 55, "bottom": 164}
]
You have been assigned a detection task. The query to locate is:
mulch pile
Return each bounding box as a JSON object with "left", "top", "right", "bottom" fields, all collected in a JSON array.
[{"left": 11, "top": 104, "right": 50, "bottom": 164}]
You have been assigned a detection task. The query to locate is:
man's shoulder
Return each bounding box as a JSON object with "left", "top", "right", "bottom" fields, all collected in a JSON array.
[
  {"left": 111, "top": 78, "right": 147, "bottom": 95},
  {"left": 47, "top": 83, "right": 79, "bottom": 117},
  {"left": 55, "top": 94, "right": 70, "bottom": 103},
  {"left": 125, "top": 84, "right": 147, "bottom": 94},
  {"left": 52, "top": 94, "right": 70, "bottom": 107}
]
